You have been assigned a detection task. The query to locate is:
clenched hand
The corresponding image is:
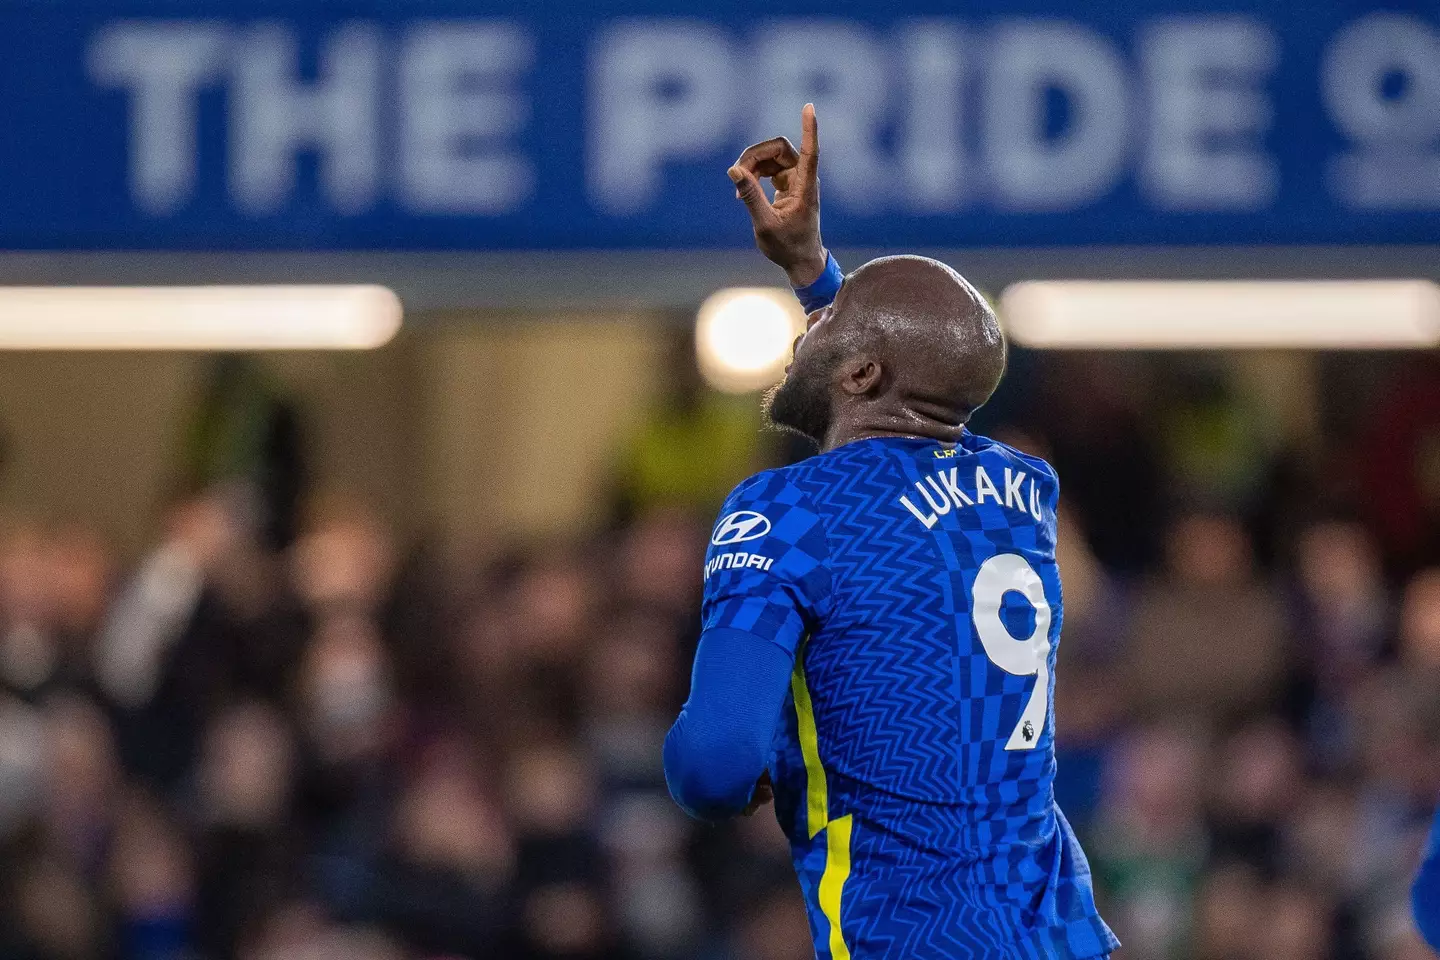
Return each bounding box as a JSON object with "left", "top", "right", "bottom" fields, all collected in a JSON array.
[{"left": 728, "top": 104, "right": 827, "bottom": 288}]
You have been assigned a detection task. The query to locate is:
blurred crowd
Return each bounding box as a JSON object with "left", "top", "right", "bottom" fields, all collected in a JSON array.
[{"left": 1, "top": 350, "right": 1440, "bottom": 960}]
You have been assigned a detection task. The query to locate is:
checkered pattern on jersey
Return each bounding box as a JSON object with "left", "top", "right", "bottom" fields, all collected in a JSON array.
[
  {"left": 821, "top": 770, "right": 1117, "bottom": 959},
  {"left": 789, "top": 435, "right": 1059, "bottom": 819},
  {"left": 701, "top": 470, "right": 833, "bottom": 658},
  {"left": 749, "top": 435, "right": 1118, "bottom": 959},
  {"left": 833, "top": 799, "right": 1117, "bottom": 960}
]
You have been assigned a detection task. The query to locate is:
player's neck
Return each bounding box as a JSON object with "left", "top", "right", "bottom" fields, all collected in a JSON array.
[{"left": 821, "top": 409, "right": 966, "bottom": 452}]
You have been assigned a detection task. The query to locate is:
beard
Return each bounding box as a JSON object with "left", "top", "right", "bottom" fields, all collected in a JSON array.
[{"left": 763, "top": 341, "right": 841, "bottom": 445}]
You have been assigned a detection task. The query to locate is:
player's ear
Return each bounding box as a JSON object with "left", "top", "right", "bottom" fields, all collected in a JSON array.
[{"left": 841, "top": 356, "right": 884, "bottom": 397}]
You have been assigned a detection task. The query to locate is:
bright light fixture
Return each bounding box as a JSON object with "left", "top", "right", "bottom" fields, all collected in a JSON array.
[
  {"left": 0, "top": 285, "right": 402, "bottom": 350},
  {"left": 695, "top": 288, "right": 807, "bottom": 393},
  {"left": 1000, "top": 280, "right": 1440, "bottom": 349}
]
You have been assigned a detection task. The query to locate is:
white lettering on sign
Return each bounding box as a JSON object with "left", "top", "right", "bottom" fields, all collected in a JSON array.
[
  {"left": 1141, "top": 17, "right": 1279, "bottom": 211},
  {"left": 981, "top": 21, "right": 1129, "bottom": 211},
  {"left": 87, "top": 22, "right": 227, "bottom": 214},
  {"left": 84, "top": 14, "right": 1440, "bottom": 220},
  {"left": 399, "top": 22, "right": 534, "bottom": 214},
  {"left": 898, "top": 20, "right": 970, "bottom": 212},
  {"left": 1322, "top": 13, "right": 1440, "bottom": 210},
  {"left": 751, "top": 21, "right": 888, "bottom": 211},
  {"left": 588, "top": 21, "right": 735, "bottom": 215},
  {"left": 87, "top": 19, "right": 532, "bottom": 217},
  {"left": 230, "top": 22, "right": 380, "bottom": 214}
]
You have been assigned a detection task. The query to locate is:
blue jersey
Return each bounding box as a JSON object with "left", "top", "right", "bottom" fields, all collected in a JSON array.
[
  {"left": 1415, "top": 804, "right": 1440, "bottom": 950},
  {"left": 701, "top": 433, "right": 1118, "bottom": 960}
]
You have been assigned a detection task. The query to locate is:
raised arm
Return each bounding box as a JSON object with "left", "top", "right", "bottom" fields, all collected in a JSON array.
[{"left": 729, "top": 104, "right": 843, "bottom": 311}]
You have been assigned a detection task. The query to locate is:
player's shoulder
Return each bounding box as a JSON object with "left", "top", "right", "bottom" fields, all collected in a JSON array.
[
  {"left": 710, "top": 463, "right": 830, "bottom": 561},
  {"left": 717, "top": 460, "right": 827, "bottom": 522},
  {"left": 728, "top": 442, "right": 884, "bottom": 508},
  {"left": 964, "top": 431, "right": 1060, "bottom": 488}
]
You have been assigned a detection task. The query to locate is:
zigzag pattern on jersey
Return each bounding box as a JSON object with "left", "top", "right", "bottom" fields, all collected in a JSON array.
[
  {"left": 894, "top": 447, "right": 1060, "bottom": 841},
  {"left": 837, "top": 848, "right": 1117, "bottom": 960},
  {"left": 825, "top": 771, "right": 1117, "bottom": 959},
  {"left": 789, "top": 444, "right": 963, "bottom": 805},
  {"left": 705, "top": 435, "right": 1119, "bottom": 959},
  {"left": 783, "top": 442, "right": 1058, "bottom": 825}
]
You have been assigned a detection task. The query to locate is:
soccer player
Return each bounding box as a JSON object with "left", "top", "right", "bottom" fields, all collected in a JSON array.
[
  {"left": 1415, "top": 806, "right": 1440, "bottom": 950},
  {"left": 663, "top": 104, "right": 1119, "bottom": 960}
]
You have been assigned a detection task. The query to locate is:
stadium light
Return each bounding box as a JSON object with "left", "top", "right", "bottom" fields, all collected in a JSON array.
[
  {"left": 0, "top": 285, "right": 402, "bottom": 350},
  {"left": 695, "top": 287, "right": 806, "bottom": 393},
  {"left": 999, "top": 280, "right": 1440, "bottom": 349}
]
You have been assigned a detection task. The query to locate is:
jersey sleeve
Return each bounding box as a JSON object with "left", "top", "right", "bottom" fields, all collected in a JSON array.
[
  {"left": 1414, "top": 806, "right": 1440, "bottom": 949},
  {"left": 701, "top": 469, "right": 832, "bottom": 657}
]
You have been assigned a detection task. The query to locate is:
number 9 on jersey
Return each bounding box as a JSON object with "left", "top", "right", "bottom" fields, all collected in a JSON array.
[{"left": 970, "top": 553, "right": 1052, "bottom": 751}]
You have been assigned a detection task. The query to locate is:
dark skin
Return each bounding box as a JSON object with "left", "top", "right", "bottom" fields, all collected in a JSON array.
[
  {"left": 728, "top": 107, "right": 1007, "bottom": 815},
  {"left": 728, "top": 103, "right": 827, "bottom": 288},
  {"left": 731, "top": 104, "right": 1006, "bottom": 455}
]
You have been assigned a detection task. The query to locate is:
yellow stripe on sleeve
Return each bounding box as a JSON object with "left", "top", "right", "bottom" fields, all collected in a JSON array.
[
  {"left": 790, "top": 647, "right": 828, "bottom": 839},
  {"left": 819, "top": 814, "right": 854, "bottom": 960}
]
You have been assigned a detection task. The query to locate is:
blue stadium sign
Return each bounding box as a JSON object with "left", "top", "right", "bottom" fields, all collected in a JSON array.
[{"left": 0, "top": 0, "right": 1435, "bottom": 249}]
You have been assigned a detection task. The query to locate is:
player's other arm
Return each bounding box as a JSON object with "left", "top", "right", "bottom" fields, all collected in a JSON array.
[
  {"left": 664, "top": 473, "right": 832, "bottom": 821},
  {"left": 663, "top": 628, "right": 791, "bottom": 820},
  {"left": 1413, "top": 806, "right": 1440, "bottom": 949},
  {"left": 729, "top": 104, "right": 844, "bottom": 312}
]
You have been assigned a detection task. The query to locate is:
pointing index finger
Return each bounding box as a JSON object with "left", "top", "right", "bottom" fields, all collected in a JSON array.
[{"left": 799, "top": 103, "right": 819, "bottom": 181}]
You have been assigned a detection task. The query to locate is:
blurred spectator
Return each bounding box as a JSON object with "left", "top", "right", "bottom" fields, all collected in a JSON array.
[
  {"left": 1398, "top": 569, "right": 1440, "bottom": 671},
  {"left": 1091, "top": 721, "right": 1210, "bottom": 960},
  {"left": 1191, "top": 862, "right": 1265, "bottom": 960},
  {"left": 0, "top": 523, "right": 109, "bottom": 702},
  {"left": 1028, "top": 355, "right": 1165, "bottom": 574},
  {"left": 9, "top": 853, "right": 104, "bottom": 960},
  {"left": 725, "top": 885, "right": 813, "bottom": 960},
  {"left": 1162, "top": 366, "right": 1271, "bottom": 516},
  {"left": 2, "top": 353, "right": 1440, "bottom": 960},
  {"left": 1258, "top": 882, "right": 1335, "bottom": 960},
  {"left": 1358, "top": 357, "right": 1440, "bottom": 576},
  {"left": 1126, "top": 513, "right": 1287, "bottom": 713},
  {"left": 1206, "top": 719, "right": 1303, "bottom": 875},
  {"left": 1289, "top": 521, "right": 1390, "bottom": 767},
  {"left": 615, "top": 509, "right": 706, "bottom": 623},
  {"left": 41, "top": 694, "right": 121, "bottom": 870},
  {"left": 111, "top": 793, "right": 196, "bottom": 960},
  {"left": 193, "top": 702, "right": 299, "bottom": 958},
  {"left": 182, "top": 355, "right": 306, "bottom": 551}
]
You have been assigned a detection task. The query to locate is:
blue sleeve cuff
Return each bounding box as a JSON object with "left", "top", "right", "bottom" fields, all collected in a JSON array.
[{"left": 793, "top": 251, "right": 843, "bottom": 313}]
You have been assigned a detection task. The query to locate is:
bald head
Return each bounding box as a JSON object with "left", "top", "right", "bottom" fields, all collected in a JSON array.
[
  {"left": 767, "top": 255, "right": 1005, "bottom": 448},
  {"left": 840, "top": 256, "right": 1005, "bottom": 418}
]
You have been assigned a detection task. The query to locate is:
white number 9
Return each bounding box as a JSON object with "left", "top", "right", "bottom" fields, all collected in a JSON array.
[{"left": 971, "top": 553, "right": 1052, "bottom": 751}]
